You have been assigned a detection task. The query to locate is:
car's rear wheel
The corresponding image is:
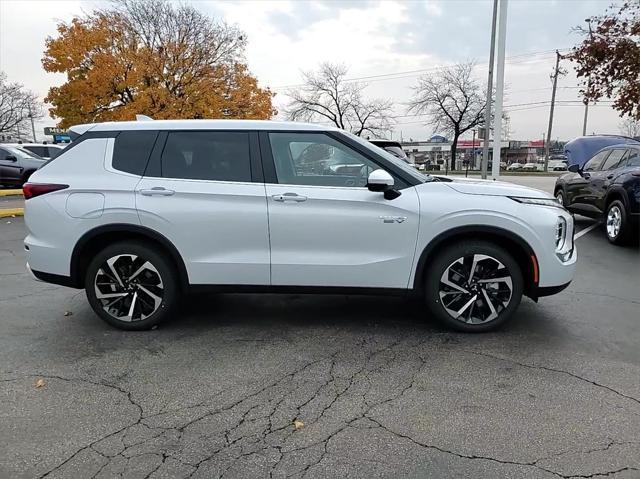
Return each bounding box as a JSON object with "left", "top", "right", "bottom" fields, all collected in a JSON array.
[
  {"left": 605, "top": 200, "right": 631, "bottom": 245},
  {"left": 425, "top": 241, "right": 523, "bottom": 332},
  {"left": 85, "top": 241, "right": 178, "bottom": 330}
]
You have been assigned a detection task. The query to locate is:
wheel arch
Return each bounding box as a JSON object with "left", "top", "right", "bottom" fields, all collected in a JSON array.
[
  {"left": 413, "top": 225, "right": 539, "bottom": 300},
  {"left": 70, "top": 224, "right": 189, "bottom": 290},
  {"left": 604, "top": 187, "right": 628, "bottom": 210}
]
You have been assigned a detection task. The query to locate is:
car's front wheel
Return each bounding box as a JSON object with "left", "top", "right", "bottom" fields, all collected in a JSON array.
[
  {"left": 555, "top": 189, "right": 566, "bottom": 206},
  {"left": 85, "top": 241, "right": 178, "bottom": 330},
  {"left": 424, "top": 241, "right": 523, "bottom": 332}
]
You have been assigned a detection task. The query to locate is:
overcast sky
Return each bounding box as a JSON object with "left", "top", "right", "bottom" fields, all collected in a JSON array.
[{"left": 0, "top": 0, "right": 625, "bottom": 142}]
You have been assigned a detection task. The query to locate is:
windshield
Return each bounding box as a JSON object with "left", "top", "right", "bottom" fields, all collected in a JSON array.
[{"left": 342, "top": 131, "right": 429, "bottom": 183}]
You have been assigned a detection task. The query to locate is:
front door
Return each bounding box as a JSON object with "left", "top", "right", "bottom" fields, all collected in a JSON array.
[
  {"left": 136, "top": 130, "right": 270, "bottom": 285},
  {"left": 262, "top": 131, "right": 420, "bottom": 289},
  {"left": 0, "top": 147, "right": 23, "bottom": 184},
  {"left": 566, "top": 149, "right": 610, "bottom": 214},
  {"left": 591, "top": 149, "right": 627, "bottom": 212}
]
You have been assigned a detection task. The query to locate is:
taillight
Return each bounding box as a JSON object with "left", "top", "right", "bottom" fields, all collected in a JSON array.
[{"left": 23, "top": 183, "right": 68, "bottom": 199}]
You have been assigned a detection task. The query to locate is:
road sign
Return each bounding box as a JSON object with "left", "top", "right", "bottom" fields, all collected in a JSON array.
[{"left": 44, "top": 127, "right": 67, "bottom": 136}]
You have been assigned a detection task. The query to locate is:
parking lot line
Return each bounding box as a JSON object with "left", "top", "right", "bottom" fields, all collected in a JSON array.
[{"left": 575, "top": 222, "right": 600, "bottom": 240}]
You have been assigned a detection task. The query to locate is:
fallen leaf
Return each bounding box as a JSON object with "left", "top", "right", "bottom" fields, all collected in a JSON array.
[
  {"left": 35, "top": 378, "right": 46, "bottom": 388},
  {"left": 64, "top": 311, "right": 72, "bottom": 316},
  {"left": 293, "top": 420, "right": 304, "bottom": 430}
]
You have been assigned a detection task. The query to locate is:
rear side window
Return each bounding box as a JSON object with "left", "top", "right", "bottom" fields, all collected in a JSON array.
[
  {"left": 24, "top": 146, "right": 47, "bottom": 157},
  {"left": 625, "top": 149, "right": 640, "bottom": 167},
  {"left": 113, "top": 131, "right": 158, "bottom": 175},
  {"left": 160, "top": 131, "right": 251, "bottom": 182}
]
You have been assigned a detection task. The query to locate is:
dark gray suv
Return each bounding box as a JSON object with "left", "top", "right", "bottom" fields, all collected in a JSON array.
[{"left": 0, "top": 145, "right": 45, "bottom": 187}]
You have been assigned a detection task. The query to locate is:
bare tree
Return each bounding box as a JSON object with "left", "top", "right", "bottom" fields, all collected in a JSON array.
[
  {"left": 619, "top": 117, "right": 640, "bottom": 139},
  {"left": 285, "top": 63, "right": 393, "bottom": 137},
  {"left": 408, "top": 61, "right": 488, "bottom": 171},
  {"left": 0, "top": 72, "right": 43, "bottom": 140}
]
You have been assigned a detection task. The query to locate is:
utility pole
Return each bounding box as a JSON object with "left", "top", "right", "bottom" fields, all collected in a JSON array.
[
  {"left": 28, "top": 105, "right": 37, "bottom": 142},
  {"left": 582, "top": 18, "right": 593, "bottom": 136},
  {"left": 481, "top": 0, "right": 499, "bottom": 179},
  {"left": 545, "top": 50, "right": 562, "bottom": 173},
  {"left": 491, "top": 0, "right": 508, "bottom": 180}
]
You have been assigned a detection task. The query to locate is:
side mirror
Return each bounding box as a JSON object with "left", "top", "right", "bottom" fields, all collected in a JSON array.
[
  {"left": 5, "top": 155, "right": 17, "bottom": 162},
  {"left": 367, "top": 169, "right": 401, "bottom": 200},
  {"left": 568, "top": 164, "right": 581, "bottom": 174}
]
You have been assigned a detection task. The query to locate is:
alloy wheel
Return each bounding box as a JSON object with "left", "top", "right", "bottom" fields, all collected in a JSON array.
[
  {"left": 94, "top": 254, "right": 164, "bottom": 322},
  {"left": 555, "top": 192, "right": 564, "bottom": 205},
  {"left": 438, "top": 254, "right": 513, "bottom": 324},
  {"left": 606, "top": 205, "right": 622, "bottom": 239}
]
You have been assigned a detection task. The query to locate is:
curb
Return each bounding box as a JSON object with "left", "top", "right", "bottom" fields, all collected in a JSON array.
[
  {"left": 0, "top": 189, "right": 23, "bottom": 197},
  {"left": 0, "top": 208, "right": 24, "bottom": 218}
]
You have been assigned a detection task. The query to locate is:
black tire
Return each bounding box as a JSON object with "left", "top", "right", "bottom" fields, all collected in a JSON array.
[
  {"left": 85, "top": 241, "right": 178, "bottom": 330},
  {"left": 604, "top": 200, "right": 632, "bottom": 245},
  {"left": 424, "top": 240, "right": 523, "bottom": 333},
  {"left": 555, "top": 188, "right": 566, "bottom": 207}
]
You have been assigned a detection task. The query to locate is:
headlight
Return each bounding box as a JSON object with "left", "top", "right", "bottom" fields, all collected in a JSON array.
[
  {"left": 509, "top": 196, "right": 564, "bottom": 209},
  {"left": 555, "top": 216, "right": 574, "bottom": 261}
]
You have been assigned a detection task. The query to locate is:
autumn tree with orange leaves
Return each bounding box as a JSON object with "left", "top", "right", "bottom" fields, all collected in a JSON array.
[{"left": 42, "top": 0, "right": 275, "bottom": 128}]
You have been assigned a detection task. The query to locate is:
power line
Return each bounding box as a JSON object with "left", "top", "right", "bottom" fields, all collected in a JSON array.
[{"left": 271, "top": 47, "right": 572, "bottom": 90}]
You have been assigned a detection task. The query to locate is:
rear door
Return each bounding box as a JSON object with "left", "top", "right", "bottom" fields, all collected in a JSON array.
[
  {"left": 593, "top": 149, "right": 627, "bottom": 212},
  {"left": 262, "top": 131, "right": 420, "bottom": 289},
  {"left": 136, "top": 130, "right": 270, "bottom": 285}
]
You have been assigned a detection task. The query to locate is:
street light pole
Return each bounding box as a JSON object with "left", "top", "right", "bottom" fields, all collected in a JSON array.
[
  {"left": 491, "top": 0, "right": 508, "bottom": 180},
  {"left": 582, "top": 18, "right": 593, "bottom": 136},
  {"left": 481, "top": 0, "right": 499, "bottom": 180}
]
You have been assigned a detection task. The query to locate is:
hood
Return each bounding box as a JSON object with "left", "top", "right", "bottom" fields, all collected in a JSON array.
[{"left": 438, "top": 176, "right": 551, "bottom": 199}]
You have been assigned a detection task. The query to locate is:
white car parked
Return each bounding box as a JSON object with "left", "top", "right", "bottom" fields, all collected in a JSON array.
[
  {"left": 4, "top": 142, "right": 67, "bottom": 160},
  {"left": 24, "top": 120, "right": 576, "bottom": 332}
]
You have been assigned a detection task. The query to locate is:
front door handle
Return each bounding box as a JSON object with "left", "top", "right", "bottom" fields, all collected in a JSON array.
[
  {"left": 272, "top": 193, "right": 307, "bottom": 202},
  {"left": 140, "top": 187, "right": 175, "bottom": 196},
  {"left": 606, "top": 174, "right": 614, "bottom": 180}
]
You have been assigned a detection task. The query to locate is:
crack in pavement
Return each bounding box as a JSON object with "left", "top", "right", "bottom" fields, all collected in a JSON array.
[
  {"left": 5, "top": 339, "right": 638, "bottom": 479},
  {"left": 463, "top": 350, "right": 640, "bottom": 406}
]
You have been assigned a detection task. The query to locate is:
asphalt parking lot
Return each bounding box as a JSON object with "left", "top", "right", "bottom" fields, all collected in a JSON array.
[{"left": 1, "top": 181, "right": 639, "bottom": 479}]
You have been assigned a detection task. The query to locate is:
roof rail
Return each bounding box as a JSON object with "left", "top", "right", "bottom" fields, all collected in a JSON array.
[{"left": 136, "top": 115, "right": 154, "bottom": 121}]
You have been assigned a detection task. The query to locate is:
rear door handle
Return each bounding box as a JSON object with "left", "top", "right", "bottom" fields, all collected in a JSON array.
[
  {"left": 140, "top": 187, "right": 175, "bottom": 196},
  {"left": 606, "top": 174, "right": 614, "bottom": 179},
  {"left": 272, "top": 193, "right": 307, "bottom": 202}
]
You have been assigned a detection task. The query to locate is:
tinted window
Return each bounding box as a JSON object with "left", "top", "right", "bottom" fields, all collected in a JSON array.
[
  {"left": 626, "top": 149, "right": 640, "bottom": 167},
  {"left": 112, "top": 131, "right": 158, "bottom": 175},
  {"left": 0, "top": 148, "right": 9, "bottom": 160},
  {"left": 161, "top": 131, "right": 251, "bottom": 182},
  {"left": 24, "top": 146, "right": 47, "bottom": 157},
  {"left": 601, "top": 149, "right": 627, "bottom": 170},
  {"left": 583, "top": 150, "right": 610, "bottom": 171},
  {"left": 269, "top": 132, "right": 387, "bottom": 187},
  {"left": 48, "top": 147, "right": 61, "bottom": 159}
]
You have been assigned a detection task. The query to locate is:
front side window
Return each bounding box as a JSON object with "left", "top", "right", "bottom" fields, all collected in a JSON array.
[
  {"left": 24, "top": 146, "right": 47, "bottom": 157},
  {"left": 583, "top": 150, "right": 610, "bottom": 171},
  {"left": 269, "top": 132, "right": 386, "bottom": 187},
  {"left": 161, "top": 131, "right": 251, "bottom": 182},
  {"left": 600, "top": 149, "right": 627, "bottom": 171}
]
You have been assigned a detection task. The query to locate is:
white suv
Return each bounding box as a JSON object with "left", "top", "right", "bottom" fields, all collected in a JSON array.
[{"left": 23, "top": 120, "right": 576, "bottom": 332}]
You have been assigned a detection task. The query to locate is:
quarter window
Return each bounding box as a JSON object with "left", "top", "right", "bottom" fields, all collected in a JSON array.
[
  {"left": 268, "top": 132, "right": 385, "bottom": 187},
  {"left": 583, "top": 150, "right": 610, "bottom": 171},
  {"left": 113, "top": 131, "right": 158, "bottom": 175},
  {"left": 600, "top": 149, "right": 627, "bottom": 171},
  {"left": 161, "top": 131, "right": 251, "bottom": 182}
]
